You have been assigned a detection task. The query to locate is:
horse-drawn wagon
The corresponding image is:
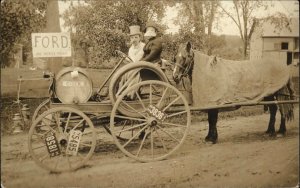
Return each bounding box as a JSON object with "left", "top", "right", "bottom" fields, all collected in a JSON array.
[
  {"left": 28, "top": 43, "right": 298, "bottom": 173},
  {"left": 28, "top": 50, "right": 191, "bottom": 172}
]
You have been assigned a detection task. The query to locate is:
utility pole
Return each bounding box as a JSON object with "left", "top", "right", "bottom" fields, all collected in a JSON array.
[{"left": 45, "top": 0, "right": 63, "bottom": 74}]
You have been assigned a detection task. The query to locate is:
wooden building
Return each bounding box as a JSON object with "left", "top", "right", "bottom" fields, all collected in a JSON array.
[{"left": 250, "top": 18, "right": 299, "bottom": 77}]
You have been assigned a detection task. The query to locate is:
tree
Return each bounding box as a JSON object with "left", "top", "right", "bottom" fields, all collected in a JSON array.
[
  {"left": 174, "top": 0, "right": 222, "bottom": 55},
  {"left": 0, "top": 0, "right": 47, "bottom": 67},
  {"left": 62, "top": 0, "right": 165, "bottom": 67},
  {"left": 219, "top": 0, "right": 291, "bottom": 59}
]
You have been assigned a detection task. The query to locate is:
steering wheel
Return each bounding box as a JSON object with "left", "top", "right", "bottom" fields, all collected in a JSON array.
[{"left": 115, "top": 50, "right": 133, "bottom": 63}]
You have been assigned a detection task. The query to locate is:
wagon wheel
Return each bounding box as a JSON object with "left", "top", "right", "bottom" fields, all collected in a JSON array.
[
  {"left": 110, "top": 80, "right": 191, "bottom": 162},
  {"left": 32, "top": 98, "right": 50, "bottom": 121},
  {"left": 109, "top": 62, "right": 168, "bottom": 117},
  {"left": 28, "top": 107, "right": 96, "bottom": 172}
]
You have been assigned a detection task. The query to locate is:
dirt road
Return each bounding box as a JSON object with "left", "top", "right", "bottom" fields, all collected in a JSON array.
[{"left": 1, "top": 108, "right": 299, "bottom": 188}]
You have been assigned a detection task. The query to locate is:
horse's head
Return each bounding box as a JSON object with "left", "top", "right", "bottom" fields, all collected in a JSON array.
[{"left": 172, "top": 42, "right": 194, "bottom": 84}]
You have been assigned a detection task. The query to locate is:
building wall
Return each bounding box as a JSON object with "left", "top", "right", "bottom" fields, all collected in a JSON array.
[{"left": 262, "top": 37, "right": 296, "bottom": 51}]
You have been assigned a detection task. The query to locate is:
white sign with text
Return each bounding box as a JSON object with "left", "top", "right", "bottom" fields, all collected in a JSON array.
[{"left": 31, "top": 33, "right": 71, "bottom": 57}]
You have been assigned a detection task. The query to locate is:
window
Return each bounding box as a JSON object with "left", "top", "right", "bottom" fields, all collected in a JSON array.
[{"left": 281, "top": 42, "right": 289, "bottom": 50}]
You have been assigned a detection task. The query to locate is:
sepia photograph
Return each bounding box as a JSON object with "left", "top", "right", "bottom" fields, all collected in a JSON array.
[{"left": 1, "top": 0, "right": 299, "bottom": 187}]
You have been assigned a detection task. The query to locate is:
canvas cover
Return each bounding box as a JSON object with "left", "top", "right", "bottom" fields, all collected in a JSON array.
[{"left": 192, "top": 51, "right": 290, "bottom": 108}]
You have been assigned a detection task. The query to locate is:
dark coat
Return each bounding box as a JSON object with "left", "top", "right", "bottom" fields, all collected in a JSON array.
[{"left": 141, "top": 37, "right": 162, "bottom": 64}]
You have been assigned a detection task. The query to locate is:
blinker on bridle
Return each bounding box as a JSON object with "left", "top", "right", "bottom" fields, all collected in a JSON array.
[{"left": 175, "top": 51, "right": 194, "bottom": 78}]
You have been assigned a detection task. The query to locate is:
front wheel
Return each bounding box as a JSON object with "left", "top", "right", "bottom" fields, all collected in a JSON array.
[
  {"left": 28, "top": 107, "right": 96, "bottom": 172},
  {"left": 110, "top": 80, "right": 191, "bottom": 162}
]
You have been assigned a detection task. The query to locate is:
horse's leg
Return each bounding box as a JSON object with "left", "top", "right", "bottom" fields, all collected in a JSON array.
[
  {"left": 277, "top": 108, "right": 286, "bottom": 136},
  {"left": 265, "top": 104, "right": 277, "bottom": 137},
  {"left": 205, "top": 109, "right": 219, "bottom": 144}
]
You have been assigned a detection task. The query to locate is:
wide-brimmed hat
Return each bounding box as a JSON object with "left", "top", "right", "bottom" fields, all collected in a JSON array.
[
  {"left": 129, "top": 25, "right": 142, "bottom": 36},
  {"left": 144, "top": 21, "right": 161, "bottom": 32},
  {"left": 144, "top": 21, "right": 161, "bottom": 37},
  {"left": 144, "top": 27, "right": 157, "bottom": 37}
]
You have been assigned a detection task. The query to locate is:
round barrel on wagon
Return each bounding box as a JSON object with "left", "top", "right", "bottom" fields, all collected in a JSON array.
[{"left": 55, "top": 67, "right": 93, "bottom": 104}]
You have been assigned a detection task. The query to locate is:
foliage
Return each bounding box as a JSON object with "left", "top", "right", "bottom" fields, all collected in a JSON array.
[
  {"left": 219, "top": 0, "right": 291, "bottom": 59},
  {"left": 62, "top": 0, "right": 165, "bottom": 67},
  {"left": 0, "top": 0, "right": 47, "bottom": 67}
]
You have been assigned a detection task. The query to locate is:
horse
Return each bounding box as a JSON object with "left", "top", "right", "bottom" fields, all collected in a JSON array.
[{"left": 172, "top": 41, "right": 295, "bottom": 144}]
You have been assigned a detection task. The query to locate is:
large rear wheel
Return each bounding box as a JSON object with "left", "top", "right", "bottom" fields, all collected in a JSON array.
[
  {"left": 110, "top": 80, "right": 191, "bottom": 162},
  {"left": 109, "top": 62, "right": 168, "bottom": 117}
]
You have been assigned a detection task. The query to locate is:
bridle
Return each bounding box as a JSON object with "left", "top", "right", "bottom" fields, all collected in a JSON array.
[{"left": 174, "top": 51, "right": 194, "bottom": 80}]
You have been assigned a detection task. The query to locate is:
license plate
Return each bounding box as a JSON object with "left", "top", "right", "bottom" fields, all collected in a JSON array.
[
  {"left": 45, "top": 132, "right": 61, "bottom": 157},
  {"left": 147, "top": 104, "right": 167, "bottom": 121},
  {"left": 66, "top": 130, "right": 82, "bottom": 156}
]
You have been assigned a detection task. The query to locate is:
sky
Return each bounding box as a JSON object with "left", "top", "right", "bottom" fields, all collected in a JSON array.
[{"left": 59, "top": 0, "right": 299, "bottom": 36}]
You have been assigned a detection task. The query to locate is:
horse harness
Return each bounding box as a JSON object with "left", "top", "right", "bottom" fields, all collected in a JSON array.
[{"left": 175, "top": 50, "right": 194, "bottom": 79}]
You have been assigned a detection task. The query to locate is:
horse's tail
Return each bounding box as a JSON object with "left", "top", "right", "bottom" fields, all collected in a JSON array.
[{"left": 277, "top": 78, "right": 295, "bottom": 122}]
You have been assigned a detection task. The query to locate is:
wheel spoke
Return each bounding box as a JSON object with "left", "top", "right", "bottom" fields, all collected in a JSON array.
[
  {"left": 116, "top": 71, "right": 139, "bottom": 96},
  {"left": 64, "top": 112, "right": 72, "bottom": 134},
  {"left": 114, "top": 122, "right": 147, "bottom": 134},
  {"left": 123, "top": 125, "right": 149, "bottom": 148},
  {"left": 54, "top": 112, "right": 64, "bottom": 134},
  {"left": 150, "top": 128, "right": 154, "bottom": 159},
  {"left": 43, "top": 116, "right": 55, "bottom": 123},
  {"left": 71, "top": 119, "right": 85, "bottom": 131},
  {"left": 115, "top": 115, "right": 147, "bottom": 122},
  {"left": 46, "top": 124, "right": 57, "bottom": 134},
  {"left": 77, "top": 153, "right": 85, "bottom": 160},
  {"left": 33, "top": 132, "right": 48, "bottom": 138},
  {"left": 32, "top": 144, "right": 46, "bottom": 150},
  {"left": 167, "top": 110, "right": 187, "bottom": 118},
  {"left": 155, "top": 130, "right": 167, "bottom": 153},
  {"left": 156, "top": 124, "right": 180, "bottom": 144},
  {"left": 120, "top": 101, "right": 147, "bottom": 118},
  {"left": 44, "top": 104, "right": 49, "bottom": 110},
  {"left": 39, "top": 153, "right": 50, "bottom": 162},
  {"left": 162, "top": 96, "right": 181, "bottom": 112},
  {"left": 135, "top": 91, "right": 147, "bottom": 112},
  {"left": 136, "top": 130, "right": 149, "bottom": 157},
  {"left": 79, "top": 142, "right": 92, "bottom": 147},
  {"left": 157, "top": 87, "right": 168, "bottom": 107}
]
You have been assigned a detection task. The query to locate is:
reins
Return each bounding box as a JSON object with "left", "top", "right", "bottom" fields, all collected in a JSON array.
[{"left": 174, "top": 52, "right": 194, "bottom": 92}]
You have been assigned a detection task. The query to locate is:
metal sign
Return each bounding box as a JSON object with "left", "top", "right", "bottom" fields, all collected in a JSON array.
[{"left": 31, "top": 33, "right": 71, "bottom": 57}]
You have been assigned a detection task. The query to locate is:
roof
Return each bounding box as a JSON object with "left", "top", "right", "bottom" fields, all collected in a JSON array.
[{"left": 261, "top": 17, "right": 299, "bottom": 37}]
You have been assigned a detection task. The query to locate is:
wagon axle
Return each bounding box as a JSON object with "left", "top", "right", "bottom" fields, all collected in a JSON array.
[{"left": 147, "top": 117, "right": 158, "bottom": 127}]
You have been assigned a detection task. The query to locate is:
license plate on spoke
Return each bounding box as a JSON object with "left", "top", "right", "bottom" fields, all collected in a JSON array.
[
  {"left": 45, "top": 132, "right": 61, "bottom": 157},
  {"left": 66, "top": 130, "right": 82, "bottom": 156},
  {"left": 147, "top": 104, "right": 167, "bottom": 121}
]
